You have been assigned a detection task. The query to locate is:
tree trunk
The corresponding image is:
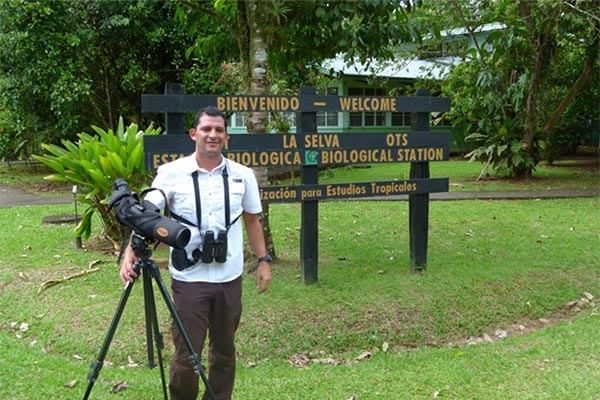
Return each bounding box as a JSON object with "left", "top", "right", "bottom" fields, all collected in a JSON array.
[
  {"left": 181, "top": 0, "right": 277, "bottom": 261},
  {"left": 244, "top": 0, "right": 276, "bottom": 259},
  {"left": 519, "top": 0, "right": 560, "bottom": 178},
  {"left": 542, "top": 19, "right": 600, "bottom": 138}
]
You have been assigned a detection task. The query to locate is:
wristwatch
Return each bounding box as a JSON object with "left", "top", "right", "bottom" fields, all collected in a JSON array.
[{"left": 257, "top": 254, "right": 272, "bottom": 263}]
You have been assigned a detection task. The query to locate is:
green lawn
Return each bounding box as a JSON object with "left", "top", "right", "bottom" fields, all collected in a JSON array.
[
  {"left": 0, "top": 158, "right": 598, "bottom": 399},
  {"left": 2, "top": 156, "right": 599, "bottom": 194}
]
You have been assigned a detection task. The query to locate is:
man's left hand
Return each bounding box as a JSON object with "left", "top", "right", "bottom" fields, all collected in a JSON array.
[{"left": 255, "top": 262, "right": 271, "bottom": 294}]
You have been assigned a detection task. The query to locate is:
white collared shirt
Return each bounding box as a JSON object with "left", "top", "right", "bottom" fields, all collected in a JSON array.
[{"left": 145, "top": 154, "right": 262, "bottom": 283}]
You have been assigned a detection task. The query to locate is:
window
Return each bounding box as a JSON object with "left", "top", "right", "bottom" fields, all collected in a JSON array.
[
  {"left": 317, "top": 88, "right": 339, "bottom": 127},
  {"left": 231, "top": 111, "right": 296, "bottom": 132},
  {"left": 391, "top": 112, "right": 411, "bottom": 127},
  {"left": 348, "top": 87, "right": 386, "bottom": 127},
  {"left": 272, "top": 112, "right": 296, "bottom": 132},
  {"left": 232, "top": 112, "right": 246, "bottom": 128}
]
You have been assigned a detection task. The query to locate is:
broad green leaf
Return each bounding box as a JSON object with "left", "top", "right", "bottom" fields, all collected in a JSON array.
[
  {"left": 108, "top": 151, "right": 127, "bottom": 179},
  {"left": 32, "top": 156, "right": 65, "bottom": 174}
]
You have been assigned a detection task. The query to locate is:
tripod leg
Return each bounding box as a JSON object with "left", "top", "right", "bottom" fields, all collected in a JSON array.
[
  {"left": 150, "top": 310, "right": 169, "bottom": 400},
  {"left": 142, "top": 270, "right": 156, "bottom": 368},
  {"left": 83, "top": 280, "right": 136, "bottom": 400},
  {"left": 142, "top": 264, "right": 169, "bottom": 400},
  {"left": 148, "top": 263, "right": 217, "bottom": 400}
]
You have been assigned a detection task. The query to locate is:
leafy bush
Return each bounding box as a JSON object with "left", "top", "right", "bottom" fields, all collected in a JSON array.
[
  {"left": 33, "top": 118, "right": 161, "bottom": 245},
  {"left": 464, "top": 133, "right": 542, "bottom": 178}
]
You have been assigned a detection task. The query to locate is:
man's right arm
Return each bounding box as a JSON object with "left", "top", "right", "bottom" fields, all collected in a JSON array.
[{"left": 119, "top": 242, "right": 139, "bottom": 284}]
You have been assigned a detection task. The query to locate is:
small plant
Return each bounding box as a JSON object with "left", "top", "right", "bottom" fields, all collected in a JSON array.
[
  {"left": 464, "top": 134, "right": 542, "bottom": 179},
  {"left": 33, "top": 117, "right": 161, "bottom": 246}
]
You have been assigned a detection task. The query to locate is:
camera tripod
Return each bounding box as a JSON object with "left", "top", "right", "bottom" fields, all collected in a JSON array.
[{"left": 83, "top": 234, "right": 216, "bottom": 400}]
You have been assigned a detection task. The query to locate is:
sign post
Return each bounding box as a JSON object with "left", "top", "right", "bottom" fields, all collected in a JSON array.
[
  {"left": 297, "top": 87, "right": 319, "bottom": 283},
  {"left": 164, "top": 82, "right": 186, "bottom": 135},
  {"left": 409, "top": 89, "right": 432, "bottom": 272},
  {"left": 141, "top": 87, "right": 451, "bottom": 283}
]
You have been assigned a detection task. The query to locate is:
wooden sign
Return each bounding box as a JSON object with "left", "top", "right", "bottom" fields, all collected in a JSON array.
[
  {"left": 142, "top": 94, "right": 450, "bottom": 113},
  {"left": 144, "top": 132, "right": 450, "bottom": 170},
  {"left": 141, "top": 85, "right": 451, "bottom": 281}
]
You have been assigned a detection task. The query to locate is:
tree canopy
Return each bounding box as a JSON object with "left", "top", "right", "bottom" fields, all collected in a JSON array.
[
  {"left": 1, "top": 0, "right": 596, "bottom": 179},
  {"left": 0, "top": 0, "right": 197, "bottom": 157},
  {"left": 420, "top": 0, "right": 599, "bottom": 176}
]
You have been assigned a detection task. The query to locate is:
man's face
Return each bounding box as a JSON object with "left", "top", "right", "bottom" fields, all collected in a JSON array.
[{"left": 189, "top": 114, "right": 229, "bottom": 157}]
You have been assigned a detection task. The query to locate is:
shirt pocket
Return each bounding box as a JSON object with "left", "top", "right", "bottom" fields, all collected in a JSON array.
[
  {"left": 228, "top": 180, "right": 246, "bottom": 217},
  {"left": 229, "top": 180, "right": 245, "bottom": 197},
  {"left": 171, "top": 191, "right": 197, "bottom": 224}
]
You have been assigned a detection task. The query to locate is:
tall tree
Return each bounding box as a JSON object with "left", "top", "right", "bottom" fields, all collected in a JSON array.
[
  {"left": 519, "top": 0, "right": 599, "bottom": 164},
  {"left": 421, "top": 0, "right": 599, "bottom": 177},
  {"left": 178, "top": 0, "right": 412, "bottom": 258},
  {"left": 178, "top": 0, "right": 277, "bottom": 257}
]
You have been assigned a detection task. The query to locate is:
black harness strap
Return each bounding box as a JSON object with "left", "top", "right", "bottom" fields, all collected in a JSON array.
[
  {"left": 177, "top": 163, "right": 238, "bottom": 232},
  {"left": 191, "top": 170, "right": 202, "bottom": 230},
  {"left": 170, "top": 212, "right": 196, "bottom": 227},
  {"left": 222, "top": 165, "right": 231, "bottom": 227}
]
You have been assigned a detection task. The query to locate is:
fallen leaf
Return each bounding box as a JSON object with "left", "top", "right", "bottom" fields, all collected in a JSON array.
[
  {"left": 312, "top": 357, "right": 341, "bottom": 366},
  {"left": 494, "top": 329, "right": 508, "bottom": 339},
  {"left": 64, "top": 380, "right": 77, "bottom": 388},
  {"left": 111, "top": 381, "right": 129, "bottom": 393},
  {"left": 289, "top": 354, "right": 310, "bottom": 367},
  {"left": 128, "top": 355, "right": 138, "bottom": 367},
  {"left": 355, "top": 351, "right": 371, "bottom": 362}
]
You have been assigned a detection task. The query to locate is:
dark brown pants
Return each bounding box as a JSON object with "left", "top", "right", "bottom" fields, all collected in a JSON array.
[{"left": 169, "top": 276, "right": 242, "bottom": 400}]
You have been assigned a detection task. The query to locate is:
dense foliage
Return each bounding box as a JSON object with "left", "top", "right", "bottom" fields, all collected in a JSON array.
[
  {"left": 0, "top": 0, "right": 198, "bottom": 160},
  {"left": 33, "top": 119, "right": 161, "bottom": 244},
  {"left": 1, "top": 0, "right": 596, "bottom": 176},
  {"left": 420, "top": 0, "right": 599, "bottom": 177}
]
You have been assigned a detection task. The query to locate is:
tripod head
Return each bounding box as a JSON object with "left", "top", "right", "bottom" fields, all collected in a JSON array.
[{"left": 130, "top": 233, "right": 154, "bottom": 261}]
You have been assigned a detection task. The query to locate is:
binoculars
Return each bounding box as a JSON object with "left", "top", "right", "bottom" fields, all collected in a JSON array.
[
  {"left": 200, "top": 230, "right": 228, "bottom": 264},
  {"left": 171, "top": 230, "right": 228, "bottom": 271}
]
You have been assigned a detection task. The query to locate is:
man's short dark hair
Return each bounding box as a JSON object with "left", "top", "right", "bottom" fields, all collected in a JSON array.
[{"left": 192, "top": 106, "right": 227, "bottom": 129}]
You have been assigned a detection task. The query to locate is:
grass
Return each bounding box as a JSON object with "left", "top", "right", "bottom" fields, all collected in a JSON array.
[
  {"left": 2, "top": 155, "right": 599, "bottom": 195},
  {"left": 271, "top": 156, "right": 599, "bottom": 192},
  {"left": 0, "top": 158, "right": 599, "bottom": 399}
]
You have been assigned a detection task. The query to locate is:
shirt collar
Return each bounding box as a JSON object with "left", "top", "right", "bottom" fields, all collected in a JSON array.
[{"left": 186, "top": 153, "right": 226, "bottom": 174}]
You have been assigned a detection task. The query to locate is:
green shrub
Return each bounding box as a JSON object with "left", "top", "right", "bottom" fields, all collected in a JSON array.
[{"left": 33, "top": 117, "right": 161, "bottom": 245}]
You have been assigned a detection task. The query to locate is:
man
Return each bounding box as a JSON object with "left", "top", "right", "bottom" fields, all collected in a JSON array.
[{"left": 120, "top": 106, "right": 271, "bottom": 400}]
